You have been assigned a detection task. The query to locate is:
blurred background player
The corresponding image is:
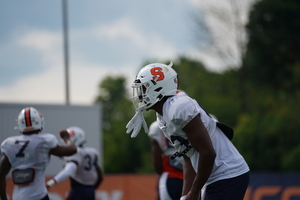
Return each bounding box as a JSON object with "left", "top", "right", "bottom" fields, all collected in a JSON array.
[
  {"left": 0, "top": 107, "right": 77, "bottom": 200},
  {"left": 46, "top": 126, "right": 103, "bottom": 200},
  {"left": 148, "top": 121, "right": 183, "bottom": 200}
]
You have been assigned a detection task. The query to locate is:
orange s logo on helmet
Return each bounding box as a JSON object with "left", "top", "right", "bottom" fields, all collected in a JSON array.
[
  {"left": 69, "top": 129, "right": 76, "bottom": 137},
  {"left": 150, "top": 67, "right": 165, "bottom": 81}
]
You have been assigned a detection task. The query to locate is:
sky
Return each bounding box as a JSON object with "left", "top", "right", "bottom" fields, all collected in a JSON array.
[{"left": 0, "top": 0, "right": 255, "bottom": 106}]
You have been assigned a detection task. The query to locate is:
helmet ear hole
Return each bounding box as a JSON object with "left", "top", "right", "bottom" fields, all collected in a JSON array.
[
  {"left": 154, "top": 87, "right": 162, "bottom": 92},
  {"left": 142, "top": 85, "right": 147, "bottom": 93}
]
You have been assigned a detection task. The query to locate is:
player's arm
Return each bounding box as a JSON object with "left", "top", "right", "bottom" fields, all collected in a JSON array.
[
  {"left": 150, "top": 138, "right": 163, "bottom": 175},
  {"left": 94, "top": 163, "right": 104, "bottom": 189},
  {"left": 46, "top": 161, "right": 78, "bottom": 188},
  {"left": 0, "top": 155, "right": 11, "bottom": 200},
  {"left": 182, "top": 114, "right": 216, "bottom": 200},
  {"left": 181, "top": 155, "right": 196, "bottom": 197},
  {"left": 49, "top": 130, "right": 77, "bottom": 157}
]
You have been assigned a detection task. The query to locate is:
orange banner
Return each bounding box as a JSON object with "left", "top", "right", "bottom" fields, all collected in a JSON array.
[
  {"left": 5, "top": 174, "right": 159, "bottom": 200},
  {"left": 8, "top": 174, "right": 294, "bottom": 200}
]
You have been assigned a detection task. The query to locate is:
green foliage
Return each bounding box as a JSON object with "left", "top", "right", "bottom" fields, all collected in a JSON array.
[
  {"left": 244, "top": 0, "right": 300, "bottom": 92},
  {"left": 236, "top": 0, "right": 300, "bottom": 171}
]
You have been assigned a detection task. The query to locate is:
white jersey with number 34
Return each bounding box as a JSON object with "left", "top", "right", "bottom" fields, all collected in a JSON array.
[{"left": 64, "top": 146, "right": 100, "bottom": 186}]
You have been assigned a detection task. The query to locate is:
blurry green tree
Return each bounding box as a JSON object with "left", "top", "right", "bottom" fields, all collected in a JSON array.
[{"left": 234, "top": 0, "right": 300, "bottom": 171}]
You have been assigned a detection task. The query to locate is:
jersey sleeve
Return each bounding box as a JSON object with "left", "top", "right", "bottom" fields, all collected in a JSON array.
[
  {"left": 42, "top": 134, "right": 59, "bottom": 149},
  {"left": 1, "top": 138, "right": 10, "bottom": 155},
  {"left": 171, "top": 97, "right": 200, "bottom": 129},
  {"left": 64, "top": 149, "right": 82, "bottom": 164}
]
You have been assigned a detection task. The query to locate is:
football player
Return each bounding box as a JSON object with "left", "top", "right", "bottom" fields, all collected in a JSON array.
[
  {"left": 46, "top": 126, "right": 103, "bottom": 200},
  {"left": 0, "top": 107, "right": 77, "bottom": 200},
  {"left": 126, "top": 63, "right": 250, "bottom": 200}
]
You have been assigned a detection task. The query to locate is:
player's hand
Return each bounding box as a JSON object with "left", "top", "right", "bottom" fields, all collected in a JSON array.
[
  {"left": 126, "top": 109, "right": 148, "bottom": 138},
  {"left": 59, "top": 130, "right": 70, "bottom": 140},
  {"left": 180, "top": 195, "right": 186, "bottom": 200},
  {"left": 46, "top": 179, "right": 56, "bottom": 190},
  {"left": 46, "top": 184, "right": 50, "bottom": 190},
  {"left": 184, "top": 191, "right": 200, "bottom": 200}
]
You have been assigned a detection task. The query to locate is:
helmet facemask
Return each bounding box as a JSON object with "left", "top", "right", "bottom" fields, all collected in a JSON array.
[{"left": 131, "top": 79, "right": 163, "bottom": 111}]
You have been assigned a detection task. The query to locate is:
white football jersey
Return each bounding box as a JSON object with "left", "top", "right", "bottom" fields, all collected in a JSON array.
[
  {"left": 64, "top": 146, "right": 100, "bottom": 185},
  {"left": 157, "top": 92, "right": 249, "bottom": 186},
  {"left": 1, "top": 133, "right": 58, "bottom": 200}
]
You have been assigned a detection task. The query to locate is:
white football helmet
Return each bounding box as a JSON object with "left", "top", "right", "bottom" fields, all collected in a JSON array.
[
  {"left": 66, "top": 126, "right": 86, "bottom": 146},
  {"left": 131, "top": 62, "right": 178, "bottom": 111},
  {"left": 16, "top": 107, "right": 45, "bottom": 133}
]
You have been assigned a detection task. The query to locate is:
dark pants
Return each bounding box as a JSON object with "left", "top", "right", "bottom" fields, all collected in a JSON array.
[
  {"left": 40, "top": 195, "right": 49, "bottom": 200},
  {"left": 167, "top": 177, "right": 183, "bottom": 200},
  {"left": 67, "top": 186, "right": 95, "bottom": 200},
  {"left": 204, "top": 172, "right": 250, "bottom": 200},
  {"left": 156, "top": 177, "right": 183, "bottom": 200},
  {"left": 67, "top": 178, "right": 95, "bottom": 200}
]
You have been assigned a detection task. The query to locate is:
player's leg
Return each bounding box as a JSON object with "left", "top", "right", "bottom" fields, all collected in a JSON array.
[
  {"left": 159, "top": 172, "right": 173, "bottom": 200},
  {"left": 204, "top": 172, "right": 249, "bottom": 200},
  {"left": 67, "top": 186, "right": 95, "bottom": 200},
  {"left": 166, "top": 177, "right": 183, "bottom": 200}
]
